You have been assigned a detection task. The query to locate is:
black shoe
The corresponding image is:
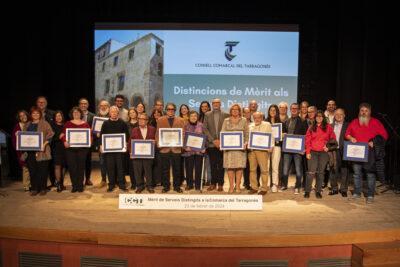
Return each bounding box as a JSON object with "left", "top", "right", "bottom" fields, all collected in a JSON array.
[
  {"left": 162, "top": 188, "right": 170, "bottom": 193},
  {"left": 329, "top": 189, "right": 338, "bottom": 195},
  {"left": 316, "top": 192, "right": 322, "bottom": 199},
  {"left": 78, "top": 188, "right": 84, "bottom": 193},
  {"left": 130, "top": 185, "right": 137, "bottom": 190},
  {"left": 85, "top": 179, "right": 93, "bottom": 186},
  {"left": 147, "top": 188, "right": 155, "bottom": 193},
  {"left": 280, "top": 186, "right": 288, "bottom": 191},
  {"left": 340, "top": 191, "right": 348, "bottom": 197},
  {"left": 185, "top": 185, "right": 194, "bottom": 191},
  {"left": 174, "top": 188, "right": 183, "bottom": 193},
  {"left": 135, "top": 188, "right": 144, "bottom": 194},
  {"left": 107, "top": 187, "right": 115, "bottom": 192},
  {"left": 71, "top": 188, "right": 78, "bottom": 193},
  {"left": 55, "top": 181, "right": 63, "bottom": 193},
  {"left": 304, "top": 192, "right": 310, "bottom": 198}
]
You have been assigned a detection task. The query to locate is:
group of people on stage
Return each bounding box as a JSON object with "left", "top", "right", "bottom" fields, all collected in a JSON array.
[{"left": 12, "top": 95, "right": 388, "bottom": 203}]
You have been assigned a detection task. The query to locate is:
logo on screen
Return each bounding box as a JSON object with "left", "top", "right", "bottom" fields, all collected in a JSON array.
[{"left": 225, "top": 41, "right": 239, "bottom": 61}]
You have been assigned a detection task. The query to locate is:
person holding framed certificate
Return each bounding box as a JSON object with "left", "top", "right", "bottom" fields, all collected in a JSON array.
[
  {"left": 11, "top": 110, "right": 31, "bottom": 191},
  {"left": 130, "top": 113, "right": 156, "bottom": 193},
  {"left": 78, "top": 98, "right": 96, "bottom": 187},
  {"left": 345, "top": 103, "right": 388, "bottom": 203},
  {"left": 304, "top": 110, "right": 336, "bottom": 199},
  {"left": 247, "top": 112, "right": 273, "bottom": 195},
  {"left": 155, "top": 103, "right": 185, "bottom": 193},
  {"left": 61, "top": 106, "right": 91, "bottom": 193},
  {"left": 281, "top": 103, "right": 308, "bottom": 194},
  {"left": 265, "top": 104, "right": 286, "bottom": 193},
  {"left": 100, "top": 106, "right": 130, "bottom": 192},
  {"left": 25, "top": 107, "right": 54, "bottom": 196},
  {"left": 182, "top": 111, "right": 205, "bottom": 191},
  {"left": 221, "top": 103, "right": 249, "bottom": 194}
]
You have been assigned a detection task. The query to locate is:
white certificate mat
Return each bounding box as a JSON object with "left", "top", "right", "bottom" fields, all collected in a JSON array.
[
  {"left": 102, "top": 133, "right": 126, "bottom": 153},
  {"left": 185, "top": 132, "right": 206, "bottom": 151},
  {"left": 343, "top": 141, "right": 369, "bottom": 162},
  {"left": 66, "top": 128, "right": 91, "bottom": 147},
  {"left": 16, "top": 131, "right": 43, "bottom": 151},
  {"left": 271, "top": 123, "right": 282, "bottom": 141},
  {"left": 282, "top": 134, "right": 305, "bottom": 153},
  {"left": 248, "top": 131, "right": 272, "bottom": 150},
  {"left": 220, "top": 131, "right": 244, "bottom": 150},
  {"left": 131, "top": 140, "right": 155, "bottom": 158},
  {"left": 92, "top": 116, "right": 108, "bottom": 133},
  {"left": 158, "top": 128, "right": 183, "bottom": 147}
]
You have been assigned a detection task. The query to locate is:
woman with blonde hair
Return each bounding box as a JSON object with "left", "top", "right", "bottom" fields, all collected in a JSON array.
[{"left": 221, "top": 103, "right": 249, "bottom": 193}]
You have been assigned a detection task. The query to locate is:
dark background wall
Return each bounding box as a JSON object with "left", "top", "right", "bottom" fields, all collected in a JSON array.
[{"left": 3, "top": 1, "right": 399, "bottom": 178}]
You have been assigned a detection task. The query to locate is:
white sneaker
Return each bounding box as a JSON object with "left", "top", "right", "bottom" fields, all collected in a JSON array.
[
  {"left": 294, "top": 188, "right": 300, "bottom": 195},
  {"left": 271, "top": 184, "right": 278, "bottom": 193}
]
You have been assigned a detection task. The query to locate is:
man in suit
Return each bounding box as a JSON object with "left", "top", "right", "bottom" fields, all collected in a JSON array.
[
  {"left": 156, "top": 103, "right": 185, "bottom": 193},
  {"left": 131, "top": 113, "right": 156, "bottom": 193},
  {"left": 79, "top": 98, "right": 96, "bottom": 186},
  {"left": 329, "top": 108, "right": 350, "bottom": 197},
  {"left": 203, "top": 98, "right": 229, "bottom": 191}
]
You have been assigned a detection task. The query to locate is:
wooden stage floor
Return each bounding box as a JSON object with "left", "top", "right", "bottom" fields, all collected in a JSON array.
[{"left": 0, "top": 170, "right": 399, "bottom": 247}]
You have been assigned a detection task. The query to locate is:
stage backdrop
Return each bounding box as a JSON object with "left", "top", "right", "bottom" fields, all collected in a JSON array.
[{"left": 94, "top": 25, "right": 299, "bottom": 111}]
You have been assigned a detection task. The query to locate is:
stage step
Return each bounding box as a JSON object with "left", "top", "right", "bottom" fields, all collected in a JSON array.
[{"left": 352, "top": 241, "right": 400, "bottom": 267}]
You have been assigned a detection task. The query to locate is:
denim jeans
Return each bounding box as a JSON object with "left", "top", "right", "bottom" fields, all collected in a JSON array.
[
  {"left": 353, "top": 163, "right": 376, "bottom": 197},
  {"left": 282, "top": 153, "right": 303, "bottom": 188}
]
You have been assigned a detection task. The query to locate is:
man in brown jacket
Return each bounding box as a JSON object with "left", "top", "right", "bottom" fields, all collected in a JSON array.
[{"left": 156, "top": 103, "right": 185, "bottom": 193}]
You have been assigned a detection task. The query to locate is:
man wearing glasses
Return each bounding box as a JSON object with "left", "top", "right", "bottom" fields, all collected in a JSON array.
[{"left": 155, "top": 103, "right": 185, "bottom": 193}]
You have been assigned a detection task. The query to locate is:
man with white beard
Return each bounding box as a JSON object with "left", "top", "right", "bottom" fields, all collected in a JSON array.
[{"left": 345, "top": 103, "right": 388, "bottom": 204}]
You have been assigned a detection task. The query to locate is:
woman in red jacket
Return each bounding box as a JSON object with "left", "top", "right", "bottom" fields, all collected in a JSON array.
[{"left": 304, "top": 110, "right": 336, "bottom": 199}]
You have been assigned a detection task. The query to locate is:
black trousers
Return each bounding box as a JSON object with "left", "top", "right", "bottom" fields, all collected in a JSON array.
[
  {"left": 207, "top": 147, "right": 224, "bottom": 186},
  {"left": 184, "top": 155, "right": 203, "bottom": 190},
  {"left": 84, "top": 150, "right": 92, "bottom": 181},
  {"left": 26, "top": 153, "right": 49, "bottom": 192},
  {"left": 160, "top": 152, "right": 182, "bottom": 190},
  {"left": 128, "top": 157, "right": 136, "bottom": 187},
  {"left": 104, "top": 153, "right": 127, "bottom": 189},
  {"left": 66, "top": 148, "right": 89, "bottom": 190},
  {"left": 306, "top": 151, "right": 329, "bottom": 193},
  {"left": 329, "top": 150, "right": 350, "bottom": 191},
  {"left": 133, "top": 159, "right": 153, "bottom": 189},
  {"left": 152, "top": 149, "right": 162, "bottom": 186}
]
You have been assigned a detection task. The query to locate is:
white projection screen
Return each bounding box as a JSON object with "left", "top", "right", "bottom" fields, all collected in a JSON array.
[{"left": 94, "top": 23, "right": 299, "bottom": 112}]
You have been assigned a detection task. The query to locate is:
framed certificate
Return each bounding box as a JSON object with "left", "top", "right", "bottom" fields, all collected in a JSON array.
[
  {"left": 91, "top": 116, "right": 108, "bottom": 134},
  {"left": 248, "top": 131, "right": 272, "bottom": 151},
  {"left": 220, "top": 131, "right": 244, "bottom": 150},
  {"left": 102, "top": 133, "right": 126, "bottom": 153},
  {"left": 343, "top": 141, "right": 369, "bottom": 162},
  {"left": 131, "top": 140, "right": 155, "bottom": 159},
  {"left": 158, "top": 128, "right": 183, "bottom": 147},
  {"left": 66, "top": 128, "right": 91, "bottom": 147},
  {"left": 282, "top": 134, "right": 305, "bottom": 153},
  {"left": 184, "top": 132, "right": 206, "bottom": 152},
  {"left": 16, "top": 131, "right": 43, "bottom": 151},
  {"left": 271, "top": 123, "right": 282, "bottom": 142}
]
